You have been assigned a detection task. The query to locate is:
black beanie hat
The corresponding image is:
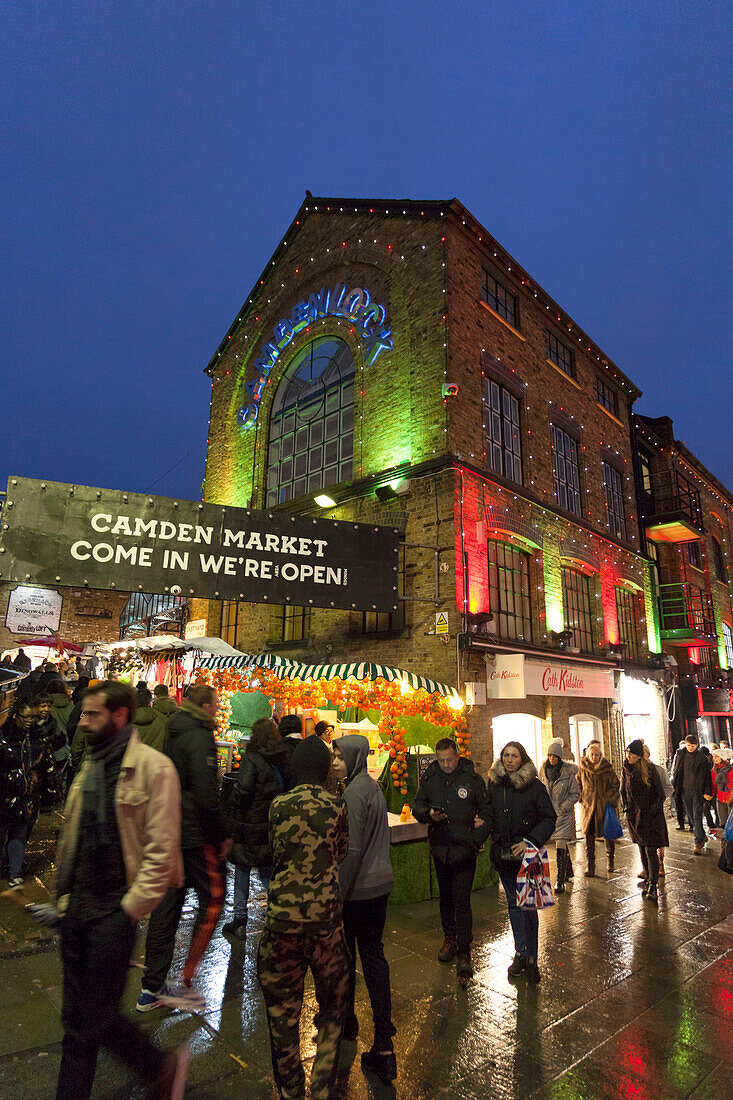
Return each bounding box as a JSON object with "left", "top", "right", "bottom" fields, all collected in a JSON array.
[
  {"left": 293, "top": 736, "right": 331, "bottom": 786},
  {"left": 626, "top": 738, "right": 645, "bottom": 757}
]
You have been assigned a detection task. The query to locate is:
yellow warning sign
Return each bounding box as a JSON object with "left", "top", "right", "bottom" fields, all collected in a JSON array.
[{"left": 435, "top": 612, "right": 449, "bottom": 635}]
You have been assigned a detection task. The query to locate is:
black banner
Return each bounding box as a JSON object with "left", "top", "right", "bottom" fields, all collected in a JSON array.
[{"left": 0, "top": 477, "right": 401, "bottom": 613}]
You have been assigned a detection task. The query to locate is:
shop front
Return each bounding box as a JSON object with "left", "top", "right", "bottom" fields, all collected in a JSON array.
[
  {"left": 486, "top": 652, "right": 619, "bottom": 767},
  {"left": 618, "top": 672, "right": 670, "bottom": 766}
]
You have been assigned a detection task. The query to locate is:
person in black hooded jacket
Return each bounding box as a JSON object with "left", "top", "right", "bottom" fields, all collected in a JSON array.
[
  {"left": 413, "top": 738, "right": 489, "bottom": 978},
  {"left": 137, "top": 684, "right": 230, "bottom": 1010},
  {"left": 223, "top": 717, "right": 294, "bottom": 939},
  {"left": 485, "top": 741, "right": 556, "bottom": 984}
]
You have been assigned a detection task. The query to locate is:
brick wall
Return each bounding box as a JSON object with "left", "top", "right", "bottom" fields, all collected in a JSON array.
[{"left": 0, "top": 582, "right": 128, "bottom": 652}]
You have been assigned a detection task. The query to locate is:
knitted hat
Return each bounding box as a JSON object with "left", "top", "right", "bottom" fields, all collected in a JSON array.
[
  {"left": 547, "top": 738, "right": 564, "bottom": 760},
  {"left": 714, "top": 746, "right": 733, "bottom": 761},
  {"left": 626, "top": 738, "right": 645, "bottom": 757}
]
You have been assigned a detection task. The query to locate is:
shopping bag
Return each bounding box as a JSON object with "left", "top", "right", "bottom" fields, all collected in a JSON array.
[
  {"left": 603, "top": 803, "right": 623, "bottom": 841},
  {"left": 725, "top": 808, "right": 733, "bottom": 844},
  {"left": 516, "top": 842, "right": 555, "bottom": 910}
]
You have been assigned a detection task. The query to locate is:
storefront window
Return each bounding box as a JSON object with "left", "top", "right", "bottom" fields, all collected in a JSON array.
[
  {"left": 492, "top": 713, "right": 542, "bottom": 766},
  {"left": 562, "top": 567, "right": 594, "bottom": 653},
  {"left": 487, "top": 539, "right": 532, "bottom": 641},
  {"left": 266, "top": 337, "right": 354, "bottom": 507}
]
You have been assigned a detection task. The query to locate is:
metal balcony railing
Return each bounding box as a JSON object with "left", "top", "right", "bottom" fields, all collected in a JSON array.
[
  {"left": 639, "top": 471, "right": 703, "bottom": 534},
  {"left": 658, "top": 583, "right": 717, "bottom": 643}
]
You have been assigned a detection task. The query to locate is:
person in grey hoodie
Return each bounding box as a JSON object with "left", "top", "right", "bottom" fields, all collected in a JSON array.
[{"left": 332, "top": 735, "right": 396, "bottom": 1087}]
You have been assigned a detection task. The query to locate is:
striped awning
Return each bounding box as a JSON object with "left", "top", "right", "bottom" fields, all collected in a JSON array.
[{"left": 195, "top": 654, "right": 461, "bottom": 703}]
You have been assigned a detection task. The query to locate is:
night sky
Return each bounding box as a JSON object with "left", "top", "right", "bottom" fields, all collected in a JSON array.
[{"left": 3, "top": 2, "right": 731, "bottom": 501}]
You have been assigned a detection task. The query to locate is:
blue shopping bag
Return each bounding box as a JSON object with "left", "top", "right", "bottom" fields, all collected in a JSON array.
[{"left": 603, "top": 802, "right": 623, "bottom": 841}]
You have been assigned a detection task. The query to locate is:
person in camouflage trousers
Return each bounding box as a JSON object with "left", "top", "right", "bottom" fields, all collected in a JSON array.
[{"left": 257, "top": 735, "right": 350, "bottom": 1100}]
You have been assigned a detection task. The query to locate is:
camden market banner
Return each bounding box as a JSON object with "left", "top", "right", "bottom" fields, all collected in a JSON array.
[{"left": 0, "top": 477, "right": 400, "bottom": 613}]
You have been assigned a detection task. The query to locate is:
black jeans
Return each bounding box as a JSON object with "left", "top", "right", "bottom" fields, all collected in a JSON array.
[
  {"left": 342, "top": 893, "right": 395, "bottom": 1051},
  {"left": 57, "top": 909, "right": 166, "bottom": 1100},
  {"left": 682, "top": 791, "right": 706, "bottom": 846},
  {"left": 674, "top": 790, "right": 688, "bottom": 828},
  {"left": 638, "top": 845, "right": 660, "bottom": 886},
  {"left": 143, "top": 843, "right": 224, "bottom": 992},
  {"left": 433, "top": 856, "right": 476, "bottom": 953}
]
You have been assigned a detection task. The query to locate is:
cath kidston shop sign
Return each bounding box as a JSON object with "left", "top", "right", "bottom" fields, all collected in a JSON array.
[
  {"left": 0, "top": 477, "right": 400, "bottom": 613},
  {"left": 525, "top": 659, "right": 616, "bottom": 699}
]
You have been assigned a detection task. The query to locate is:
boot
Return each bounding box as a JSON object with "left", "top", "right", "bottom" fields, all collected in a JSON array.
[
  {"left": 555, "top": 848, "right": 567, "bottom": 894},
  {"left": 566, "top": 851, "right": 574, "bottom": 879},
  {"left": 658, "top": 849, "right": 665, "bottom": 877},
  {"left": 457, "top": 952, "right": 474, "bottom": 979},
  {"left": 646, "top": 883, "right": 658, "bottom": 905},
  {"left": 437, "top": 937, "right": 458, "bottom": 963},
  {"left": 606, "top": 840, "right": 615, "bottom": 874},
  {"left": 584, "top": 843, "right": 596, "bottom": 877},
  {"left": 361, "top": 1050, "right": 397, "bottom": 1085},
  {"left": 525, "top": 958, "right": 541, "bottom": 985},
  {"left": 507, "top": 953, "right": 526, "bottom": 977},
  {"left": 640, "top": 879, "right": 649, "bottom": 897}
]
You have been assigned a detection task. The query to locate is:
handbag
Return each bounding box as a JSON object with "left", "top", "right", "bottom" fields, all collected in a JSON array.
[
  {"left": 603, "top": 803, "right": 624, "bottom": 841},
  {"left": 516, "top": 842, "right": 555, "bottom": 910}
]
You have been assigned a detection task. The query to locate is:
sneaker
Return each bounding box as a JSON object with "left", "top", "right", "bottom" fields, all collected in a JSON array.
[
  {"left": 457, "top": 952, "right": 473, "bottom": 978},
  {"left": 646, "top": 884, "right": 659, "bottom": 906},
  {"left": 222, "top": 917, "right": 247, "bottom": 938},
  {"left": 361, "top": 1050, "right": 397, "bottom": 1085},
  {"left": 150, "top": 1044, "right": 190, "bottom": 1100},
  {"left": 8, "top": 876, "right": 24, "bottom": 890},
  {"left": 640, "top": 880, "right": 649, "bottom": 897},
  {"left": 137, "top": 988, "right": 167, "bottom": 1013},
  {"left": 157, "top": 984, "right": 206, "bottom": 1012},
  {"left": 507, "top": 953, "right": 526, "bottom": 978},
  {"left": 437, "top": 937, "right": 457, "bottom": 963}
]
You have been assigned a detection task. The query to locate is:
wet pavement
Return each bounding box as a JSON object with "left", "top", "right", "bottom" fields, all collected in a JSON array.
[{"left": 1, "top": 817, "right": 732, "bottom": 1098}]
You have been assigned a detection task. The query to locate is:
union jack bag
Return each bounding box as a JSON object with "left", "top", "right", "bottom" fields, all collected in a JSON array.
[{"left": 516, "top": 842, "right": 555, "bottom": 910}]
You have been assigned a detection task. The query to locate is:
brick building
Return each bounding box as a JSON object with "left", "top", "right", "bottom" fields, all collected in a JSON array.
[
  {"left": 634, "top": 414, "right": 733, "bottom": 746},
  {"left": 0, "top": 582, "right": 128, "bottom": 653},
  {"left": 195, "top": 195, "right": 664, "bottom": 773}
]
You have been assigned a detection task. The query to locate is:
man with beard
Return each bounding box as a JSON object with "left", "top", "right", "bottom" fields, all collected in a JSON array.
[{"left": 52, "top": 681, "right": 186, "bottom": 1099}]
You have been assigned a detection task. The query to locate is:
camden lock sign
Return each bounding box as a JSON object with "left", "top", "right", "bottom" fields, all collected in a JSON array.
[{"left": 0, "top": 477, "right": 400, "bottom": 613}]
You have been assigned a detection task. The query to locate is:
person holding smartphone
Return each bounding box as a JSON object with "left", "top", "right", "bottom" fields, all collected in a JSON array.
[{"left": 413, "top": 738, "right": 489, "bottom": 979}]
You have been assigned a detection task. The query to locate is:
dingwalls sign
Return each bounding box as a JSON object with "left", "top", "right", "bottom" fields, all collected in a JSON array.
[{"left": 0, "top": 477, "right": 400, "bottom": 613}]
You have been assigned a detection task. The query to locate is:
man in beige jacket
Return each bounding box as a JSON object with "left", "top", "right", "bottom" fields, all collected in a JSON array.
[{"left": 53, "top": 681, "right": 187, "bottom": 1100}]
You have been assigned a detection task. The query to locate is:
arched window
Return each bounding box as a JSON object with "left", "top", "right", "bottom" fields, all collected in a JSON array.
[
  {"left": 712, "top": 537, "right": 728, "bottom": 582},
  {"left": 266, "top": 337, "right": 354, "bottom": 507}
]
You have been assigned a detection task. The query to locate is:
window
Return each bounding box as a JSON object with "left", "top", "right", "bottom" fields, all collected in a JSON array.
[
  {"left": 363, "top": 610, "right": 399, "bottom": 634},
  {"left": 266, "top": 337, "right": 354, "bottom": 507},
  {"left": 487, "top": 540, "right": 533, "bottom": 641},
  {"left": 282, "top": 604, "right": 311, "bottom": 642},
  {"left": 686, "top": 541, "right": 702, "bottom": 569},
  {"left": 603, "top": 462, "right": 627, "bottom": 541},
  {"left": 552, "top": 425, "right": 582, "bottom": 515},
  {"left": 562, "top": 567, "right": 594, "bottom": 653},
  {"left": 723, "top": 623, "right": 733, "bottom": 668},
  {"left": 546, "top": 332, "right": 574, "bottom": 377},
  {"left": 712, "top": 538, "right": 728, "bottom": 582},
  {"left": 615, "top": 587, "right": 640, "bottom": 661},
  {"left": 596, "top": 377, "right": 619, "bottom": 417},
  {"left": 481, "top": 270, "right": 518, "bottom": 328},
  {"left": 484, "top": 379, "right": 522, "bottom": 484},
  {"left": 220, "top": 600, "right": 239, "bottom": 647}
]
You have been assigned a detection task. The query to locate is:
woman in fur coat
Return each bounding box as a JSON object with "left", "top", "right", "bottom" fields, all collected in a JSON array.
[
  {"left": 539, "top": 738, "right": 579, "bottom": 895},
  {"left": 483, "top": 742, "right": 556, "bottom": 984},
  {"left": 622, "top": 739, "right": 668, "bottom": 905},
  {"left": 577, "top": 741, "right": 621, "bottom": 877}
]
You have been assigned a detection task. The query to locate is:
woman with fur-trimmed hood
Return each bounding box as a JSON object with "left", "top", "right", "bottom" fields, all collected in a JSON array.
[
  {"left": 539, "top": 738, "right": 579, "bottom": 895},
  {"left": 483, "top": 742, "right": 556, "bottom": 985}
]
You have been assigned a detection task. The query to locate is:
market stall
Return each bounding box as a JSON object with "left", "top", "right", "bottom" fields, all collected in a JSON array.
[{"left": 196, "top": 655, "right": 497, "bottom": 904}]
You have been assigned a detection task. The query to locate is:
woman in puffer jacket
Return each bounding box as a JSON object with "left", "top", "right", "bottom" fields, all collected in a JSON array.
[
  {"left": 484, "top": 741, "right": 556, "bottom": 985},
  {"left": 539, "top": 738, "right": 579, "bottom": 895},
  {"left": 223, "top": 718, "right": 294, "bottom": 939}
]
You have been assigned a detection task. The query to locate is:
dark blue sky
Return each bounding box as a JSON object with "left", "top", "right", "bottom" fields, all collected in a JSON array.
[{"left": 3, "top": 2, "right": 731, "bottom": 500}]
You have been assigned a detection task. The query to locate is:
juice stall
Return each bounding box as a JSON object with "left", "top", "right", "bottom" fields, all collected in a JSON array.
[{"left": 196, "top": 654, "right": 497, "bottom": 904}]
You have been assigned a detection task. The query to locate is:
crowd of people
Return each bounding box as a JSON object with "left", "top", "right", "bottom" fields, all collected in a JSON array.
[{"left": 1, "top": 665, "right": 732, "bottom": 1100}]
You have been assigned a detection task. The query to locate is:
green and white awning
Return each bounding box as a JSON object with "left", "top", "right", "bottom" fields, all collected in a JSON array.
[{"left": 196, "top": 653, "right": 461, "bottom": 703}]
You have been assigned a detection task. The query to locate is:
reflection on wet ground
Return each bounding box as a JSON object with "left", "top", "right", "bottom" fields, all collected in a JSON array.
[{"left": 1, "top": 817, "right": 732, "bottom": 1097}]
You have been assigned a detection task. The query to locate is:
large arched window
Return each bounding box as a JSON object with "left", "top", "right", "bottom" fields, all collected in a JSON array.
[{"left": 265, "top": 337, "right": 354, "bottom": 507}]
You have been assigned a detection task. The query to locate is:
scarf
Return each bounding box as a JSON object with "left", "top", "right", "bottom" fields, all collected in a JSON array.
[
  {"left": 81, "top": 724, "right": 131, "bottom": 845},
  {"left": 545, "top": 759, "right": 563, "bottom": 784}
]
